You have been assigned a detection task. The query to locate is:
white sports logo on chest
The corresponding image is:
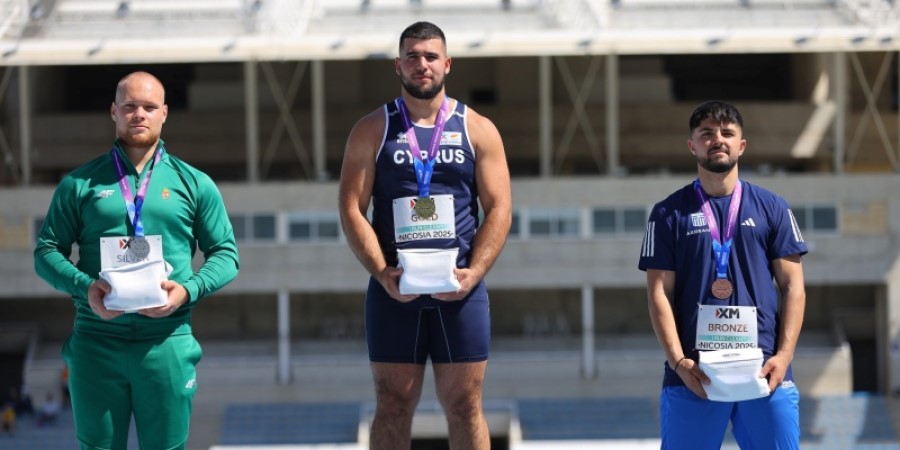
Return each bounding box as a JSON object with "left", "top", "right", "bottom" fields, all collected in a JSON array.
[{"left": 690, "top": 212, "right": 707, "bottom": 227}]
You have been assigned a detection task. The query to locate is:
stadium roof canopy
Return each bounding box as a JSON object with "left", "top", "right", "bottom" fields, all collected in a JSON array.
[{"left": 0, "top": 0, "right": 899, "bottom": 66}]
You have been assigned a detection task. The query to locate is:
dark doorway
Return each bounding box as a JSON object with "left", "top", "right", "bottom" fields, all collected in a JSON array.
[
  {"left": 848, "top": 338, "right": 878, "bottom": 392},
  {"left": 0, "top": 352, "right": 25, "bottom": 401},
  {"left": 663, "top": 53, "right": 793, "bottom": 101}
]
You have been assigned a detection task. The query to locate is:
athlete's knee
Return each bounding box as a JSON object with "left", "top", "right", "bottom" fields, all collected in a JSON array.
[
  {"left": 440, "top": 392, "right": 483, "bottom": 425},
  {"left": 374, "top": 389, "right": 419, "bottom": 420}
]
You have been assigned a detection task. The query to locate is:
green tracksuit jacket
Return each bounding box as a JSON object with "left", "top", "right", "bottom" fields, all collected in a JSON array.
[{"left": 34, "top": 140, "right": 240, "bottom": 337}]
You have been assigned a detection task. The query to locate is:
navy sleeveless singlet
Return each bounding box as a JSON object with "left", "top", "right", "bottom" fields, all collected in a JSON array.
[{"left": 365, "top": 97, "right": 490, "bottom": 364}]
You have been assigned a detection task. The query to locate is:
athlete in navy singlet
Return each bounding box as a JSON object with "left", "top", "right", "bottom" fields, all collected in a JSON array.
[
  {"left": 372, "top": 98, "right": 480, "bottom": 272},
  {"left": 339, "top": 21, "right": 511, "bottom": 450},
  {"left": 639, "top": 101, "right": 807, "bottom": 450}
]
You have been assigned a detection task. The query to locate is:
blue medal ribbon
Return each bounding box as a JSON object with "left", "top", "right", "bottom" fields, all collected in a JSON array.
[
  {"left": 694, "top": 179, "right": 743, "bottom": 281},
  {"left": 111, "top": 141, "right": 164, "bottom": 238},
  {"left": 397, "top": 98, "right": 451, "bottom": 198}
]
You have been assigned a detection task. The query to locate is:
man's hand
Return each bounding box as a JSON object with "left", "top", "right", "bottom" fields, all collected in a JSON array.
[
  {"left": 377, "top": 266, "right": 419, "bottom": 303},
  {"left": 760, "top": 352, "right": 792, "bottom": 392},
  {"left": 87, "top": 279, "right": 123, "bottom": 321},
  {"left": 138, "top": 281, "right": 189, "bottom": 318},
  {"left": 431, "top": 267, "right": 479, "bottom": 301},
  {"left": 676, "top": 358, "right": 711, "bottom": 399}
]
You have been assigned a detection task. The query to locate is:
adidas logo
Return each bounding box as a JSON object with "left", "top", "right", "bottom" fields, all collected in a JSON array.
[{"left": 741, "top": 218, "right": 756, "bottom": 227}]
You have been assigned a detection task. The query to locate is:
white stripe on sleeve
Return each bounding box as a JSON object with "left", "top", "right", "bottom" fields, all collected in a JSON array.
[
  {"left": 642, "top": 221, "right": 655, "bottom": 257},
  {"left": 788, "top": 209, "right": 804, "bottom": 243}
]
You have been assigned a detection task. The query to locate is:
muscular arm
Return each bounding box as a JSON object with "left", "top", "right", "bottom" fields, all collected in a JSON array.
[
  {"left": 34, "top": 176, "right": 122, "bottom": 320},
  {"left": 34, "top": 177, "right": 95, "bottom": 299},
  {"left": 761, "top": 254, "right": 806, "bottom": 390},
  {"left": 338, "top": 109, "right": 416, "bottom": 302},
  {"left": 433, "top": 108, "right": 511, "bottom": 300},
  {"left": 182, "top": 175, "right": 240, "bottom": 302},
  {"left": 647, "top": 268, "right": 709, "bottom": 397},
  {"left": 143, "top": 175, "right": 240, "bottom": 318}
]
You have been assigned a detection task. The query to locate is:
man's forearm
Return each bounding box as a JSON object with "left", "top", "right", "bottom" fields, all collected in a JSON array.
[
  {"left": 342, "top": 212, "right": 388, "bottom": 278},
  {"left": 777, "top": 286, "right": 805, "bottom": 359},
  {"left": 647, "top": 270, "right": 684, "bottom": 368},
  {"left": 466, "top": 209, "right": 510, "bottom": 279}
]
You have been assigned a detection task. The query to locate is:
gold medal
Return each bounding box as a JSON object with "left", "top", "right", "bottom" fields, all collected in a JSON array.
[
  {"left": 413, "top": 196, "right": 436, "bottom": 219},
  {"left": 711, "top": 279, "right": 733, "bottom": 299}
]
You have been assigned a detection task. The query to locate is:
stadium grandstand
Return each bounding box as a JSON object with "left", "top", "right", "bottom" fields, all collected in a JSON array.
[{"left": 1, "top": 0, "right": 900, "bottom": 448}]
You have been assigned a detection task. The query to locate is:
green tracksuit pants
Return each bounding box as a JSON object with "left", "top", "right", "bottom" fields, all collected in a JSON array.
[{"left": 62, "top": 331, "right": 202, "bottom": 450}]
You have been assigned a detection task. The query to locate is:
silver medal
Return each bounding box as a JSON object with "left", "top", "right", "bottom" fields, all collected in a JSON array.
[{"left": 129, "top": 236, "right": 151, "bottom": 260}]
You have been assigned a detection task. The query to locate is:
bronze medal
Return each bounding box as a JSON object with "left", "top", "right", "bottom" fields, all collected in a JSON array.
[
  {"left": 711, "top": 278, "right": 733, "bottom": 299},
  {"left": 128, "top": 236, "right": 151, "bottom": 260},
  {"left": 413, "top": 196, "right": 436, "bottom": 219}
]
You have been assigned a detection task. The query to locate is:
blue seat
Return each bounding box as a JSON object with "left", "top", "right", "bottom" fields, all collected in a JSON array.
[
  {"left": 221, "top": 402, "right": 361, "bottom": 444},
  {"left": 517, "top": 397, "right": 658, "bottom": 440}
]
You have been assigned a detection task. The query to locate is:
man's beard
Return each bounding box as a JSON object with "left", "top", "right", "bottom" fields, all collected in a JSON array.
[
  {"left": 698, "top": 153, "right": 737, "bottom": 173},
  {"left": 118, "top": 131, "right": 159, "bottom": 148},
  {"left": 401, "top": 75, "right": 444, "bottom": 100}
]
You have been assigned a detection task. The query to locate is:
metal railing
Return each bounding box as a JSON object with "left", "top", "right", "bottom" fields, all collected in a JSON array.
[
  {"left": 540, "top": 0, "right": 604, "bottom": 29},
  {"left": 839, "top": 0, "right": 900, "bottom": 27},
  {"left": 0, "top": 0, "right": 29, "bottom": 40},
  {"left": 257, "top": 0, "right": 313, "bottom": 35}
]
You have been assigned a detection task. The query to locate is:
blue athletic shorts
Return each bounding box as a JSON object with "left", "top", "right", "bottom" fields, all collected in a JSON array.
[
  {"left": 659, "top": 383, "right": 800, "bottom": 450},
  {"left": 364, "top": 277, "right": 490, "bottom": 364}
]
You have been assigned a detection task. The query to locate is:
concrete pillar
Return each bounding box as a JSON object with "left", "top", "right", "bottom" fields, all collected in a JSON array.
[
  {"left": 605, "top": 54, "right": 619, "bottom": 176},
  {"left": 882, "top": 276, "right": 900, "bottom": 395},
  {"left": 882, "top": 186, "right": 900, "bottom": 394},
  {"left": 244, "top": 61, "right": 259, "bottom": 183},
  {"left": 312, "top": 60, "right": 327, "bottom": 181},
  {"left": 581, "top": 285, "right": 596, "bottom": 379},
  {"left": 277, "top": 288, "right": 292, "bottom": 385},
  {"left": 833, "top": 52, "right": 846, "bottom": 174},
  {"left": 539, "top": 56, "right": 552, "bottom": 178},
  {"left": 18, "top": 66, "right": 31, "bottom": 186}
]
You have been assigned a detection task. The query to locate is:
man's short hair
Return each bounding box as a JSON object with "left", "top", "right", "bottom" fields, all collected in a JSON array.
[
  {"left": 399, "top": 21, "right": 446, "bottom": 49},
  {"left": 689, "top": 100, "right": 744, "bottom": 133}
]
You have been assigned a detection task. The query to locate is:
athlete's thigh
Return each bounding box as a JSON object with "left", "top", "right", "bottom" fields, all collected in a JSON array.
[
  {"left": 428, "top": 286, "right": 490, "bottom": 364},
  {"left": 371, "top": 362, "right": 427, "bottom": 408},
  {"left": 659, "top": 386, "right": 732, "bottom": 450},
  {"left": 365, "top": 279, "right": 431, "bottom": 363},
  {"left": 433, "top": 361, "right": 487, "bottom": 408},
  {"left": 63, "top": 332, "right": 133, "bottom": 450},
  {"left": 731, "top": 385, "right": 800, "bottom": 450},
  {"left": 131, "top": 334, "right": 202, "bottom": 450}
]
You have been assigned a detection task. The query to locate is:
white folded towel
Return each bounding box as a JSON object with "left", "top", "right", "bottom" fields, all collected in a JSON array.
[
  {"left": 397, "top": 248, "right": 461, "bottom": 295},
  {"left": 99, "top": 259, "right": 172, "bottom": 312},
  {"left": 698, "top": 348, "right": 771, "bottom": 402}
]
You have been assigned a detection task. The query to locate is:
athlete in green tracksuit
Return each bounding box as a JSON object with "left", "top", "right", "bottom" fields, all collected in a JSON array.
[{"left": 34, "top": 71, "right": 239, "bottom": 450}]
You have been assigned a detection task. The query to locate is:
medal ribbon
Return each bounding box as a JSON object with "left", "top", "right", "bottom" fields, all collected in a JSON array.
[
  {"left": 111, "top": 142, "right": 163, "bottom": 238},
  {"left": 397, "top": 97, "right": 450, "bottom": 198},
  {"left": 693, "top": 179, "right": 743, "bottom": 280}
]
